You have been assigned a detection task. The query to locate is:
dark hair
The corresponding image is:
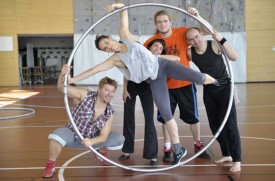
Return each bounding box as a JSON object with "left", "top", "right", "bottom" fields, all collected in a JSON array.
[
  {"left": 186, "top": 27, "right": 201, "bottom": 37},
  {"left": 95, "top": 34, "right": 110, "bottom": 50},
  {"left": 146, "top": 38, "right": 167, "bottom": 55},
  {"left": 98, "top": 76, "right": 118, "bottom": 90}
]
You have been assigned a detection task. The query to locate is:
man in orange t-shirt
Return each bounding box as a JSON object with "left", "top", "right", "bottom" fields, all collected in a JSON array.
[{"left": 144, "top": 7, "right": 210, "bottom": 162}]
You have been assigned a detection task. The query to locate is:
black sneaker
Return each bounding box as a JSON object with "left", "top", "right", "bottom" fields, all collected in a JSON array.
[
  {"left": 171, "top": 147, "right": 187, "bottom": 165},
  {"left": 195, "top": 141, "right": 211, "bottom": 158},
  {"left": 118, "top": 154, "right": 130, "bottom": 161},
  {"left": 149, "top": 158, "right": 158, "bottom": 166},
  {"left": 163, "top": 150, "right": 173, "bottom": 162}
]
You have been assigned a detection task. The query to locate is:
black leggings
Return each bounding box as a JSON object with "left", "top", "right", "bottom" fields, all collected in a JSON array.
[{"left": 121, "top": 81, "right": 158, "bottom": 159}]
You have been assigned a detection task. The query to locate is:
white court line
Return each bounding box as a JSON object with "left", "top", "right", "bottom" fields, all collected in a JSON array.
[
  {"left": 11, "top": 103, "right": 65, "bottom": 109},
  {"left": 2, "top": 121, "right": 275, "bottom": 129},
  {"left": 2, "top": 120, "right": 275, "bottom": 130},
  {"left": 57, "top": 136, "right": 275, "bottom": 180},
  {"left": 0, "top": 163, "right": 275, "bottom": 171},
  {"left": 0, "top": 135, "right": 274, "bottom": 180},
  {"left": 1, "top": 163, "right": 275, "bottom": 171}
]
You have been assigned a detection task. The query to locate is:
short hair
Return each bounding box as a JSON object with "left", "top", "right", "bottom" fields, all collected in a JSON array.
[
  {"left": 95, "top": 34, "right": 110, "bottom": 50},
  {"left": 154, "top": 10, "right": 172, "bottom": 34},
  {"left": 146, "top": 38, "right": 167, "bottom": 55},
  {"left": 186, "top": 27, "right": 201, "bottom": 37},
  {"left": 154, "top": 10, "right": 171, "bottom": 23},
  {"left": 98, "top": 76, "right": 118, "bottom": 90}
]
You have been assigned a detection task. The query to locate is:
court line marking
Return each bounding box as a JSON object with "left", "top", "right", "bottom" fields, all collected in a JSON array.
[
  {"left": 2, "top": 121, "right": 275, "bottom": 130},
  {"left": 1, "top": 163, "right": 275, "bottom": 171}
]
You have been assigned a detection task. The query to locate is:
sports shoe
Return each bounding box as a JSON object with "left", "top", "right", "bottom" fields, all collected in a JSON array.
[
  {"left": 94, "top": 150, "right": 112, "bottom": 166},
  {"left": 195, "top": 141, "right": 211, "bottom": 158},
  {"left": 42, "top": 160, "right": 55, "bottom": 178},
  {"left": 149, "top": 158, "right": 158, "bottom": 166},
  {"left": 162, "top": 146, "right": 173, "bottom": 162},
  {"left": 118, "top": 154, "right": 130, "bottom": 161},
  {"left": 171, "top": 147, "right": 187, "bottom": 165}
]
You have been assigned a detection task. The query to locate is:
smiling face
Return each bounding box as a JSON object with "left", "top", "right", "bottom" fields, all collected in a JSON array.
[
  {"left": 98, "top": 37, "right": 117, "bottom": 53},
  {"left": 155, "top": 15, "right": 172, "bottom": 35},
  {"left": 97, "top": 84, "right": 116, "bottom": 103},
  {"left": 149, "top": 42, "right": 164, "bottom": 55}
]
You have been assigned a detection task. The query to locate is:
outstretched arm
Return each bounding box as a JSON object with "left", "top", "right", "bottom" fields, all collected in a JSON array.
[
  {"left": 212, "top": 30, "right": 238, "bottom": 61},
  {"left": 70, "top": 55, "right": 121, "bottom": 84},
  {"left": 159, "top": 54, "right": 180, "bottom": 62},
  {"left": 106, "top": 3, "right": 138, "bottom": 41}
]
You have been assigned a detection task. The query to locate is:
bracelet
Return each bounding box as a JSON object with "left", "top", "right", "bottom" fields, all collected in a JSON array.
[{"left": 219, "top": 37, "right": 227, "bottom": 45}]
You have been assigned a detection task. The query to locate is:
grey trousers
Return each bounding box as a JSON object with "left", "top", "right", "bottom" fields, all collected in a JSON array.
[
  {"left": 48, "top": 127, "right": 125, "bottom": 150},
  {"left": 147, "top": 58, "right": 206, "bottom": 122}
]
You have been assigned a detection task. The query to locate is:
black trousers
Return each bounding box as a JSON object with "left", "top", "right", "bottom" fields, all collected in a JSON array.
[
  {"left": 122, "top": 81, "right": 158, "bottom": 159},
  {"left": 203, "top": 84, "right": 241, "bottom": 162}
]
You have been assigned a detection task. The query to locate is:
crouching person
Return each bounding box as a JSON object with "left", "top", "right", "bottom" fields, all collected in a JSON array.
[{"left": 42, "top": 64, "right": 124, "bottom": 178}]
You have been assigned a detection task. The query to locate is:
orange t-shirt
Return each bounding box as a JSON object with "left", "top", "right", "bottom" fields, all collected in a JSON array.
[{"left": 144, "top": 27, "right": 191, "bottom": 89}]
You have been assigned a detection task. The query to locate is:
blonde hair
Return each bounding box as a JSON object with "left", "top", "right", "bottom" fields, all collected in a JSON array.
[{"left": 98, "top": 77, "right": 118, "bottom": 90}]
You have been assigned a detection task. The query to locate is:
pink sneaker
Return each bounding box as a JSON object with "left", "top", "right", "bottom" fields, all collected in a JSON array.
[
  {"left": 94, "top": 150, "right": 112, "bottom": 166},
  {"left": 42, "top": 160, "right": 55, "bottom": 178}
]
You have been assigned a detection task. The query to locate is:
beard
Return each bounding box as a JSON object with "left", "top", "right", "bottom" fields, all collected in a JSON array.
[{"left": 159, "top": 27, "right": 171, "bottom": 35}]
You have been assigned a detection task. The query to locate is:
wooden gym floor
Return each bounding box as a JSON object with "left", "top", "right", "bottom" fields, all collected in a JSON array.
[{"left": 0, "top": 83, "right": 275, "bottom": 181}]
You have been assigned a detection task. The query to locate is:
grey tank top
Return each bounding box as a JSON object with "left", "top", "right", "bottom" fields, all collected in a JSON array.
[{"left": 115, "top": 39, "right": 159, "bottom": 83}]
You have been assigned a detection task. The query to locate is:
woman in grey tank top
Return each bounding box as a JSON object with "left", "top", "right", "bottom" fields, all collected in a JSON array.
[{"left": 70, "top": 3, "right": 220, "bottom": 165}]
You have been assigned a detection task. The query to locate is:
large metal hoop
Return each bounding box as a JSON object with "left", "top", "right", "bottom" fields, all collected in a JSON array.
[{"left": 63, "top": 3, "right": 234, "bottom": 172}]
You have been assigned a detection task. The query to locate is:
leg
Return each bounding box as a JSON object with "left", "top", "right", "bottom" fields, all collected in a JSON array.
[
  {"left": 43, "top": 127, "right": 78, "bottom": 178},
  {"left": 149, "top": 78, "right": 187, "bottom": 165},
  {"left": 149, "top": 76, "right": 180, "bottom": 145},
  {"left": 93, "top": 131, "right": 125, "bottom": 166},
  {"left": 163, "top": 124, "right": 171, "bottom": 144},
  {"left": 204, "top": 89, "right": 230, "bottom": 158},
  {"left": 139, "top": 87, "right": 158, "bottom": 160},
  {"left": 175, "top": 85, "right": 210, "bottom": 158},
  {"left": 221, "top": 90, "right": 242, "bottom": 172},
  {"left": 48, "top": 139, "right": 63, "bottom": 162},
  {"left": 121, "top": 82, "right": 137, "bottom": 155},
  {"left": 160, "top": 58, "right": 216, "bottom": 85}
]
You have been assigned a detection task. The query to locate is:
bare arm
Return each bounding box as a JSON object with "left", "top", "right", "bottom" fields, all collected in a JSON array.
[
  {"left": 57, "top": 64, "right": 87, "bottom": 101},
  {"left": 82, "top": 115, "right": 114, "bottom": 147},
  {"left": 70, "top": 55, "right": 121, "bottom": 84},
  {"left": 186, "top": 48, "right": 192, "bottom": 61},
  {"left": 187, "top": 7, "right": 211, "bottom": 35},
  {"left": 106, "top": 3, "right": 138, "bottom": 41},
  {"left": 122, "top": 77, "right": 130, "bottom": 102},
  {"left": 212, "top": 30, "right": 238, "bottom": 61},
  {"left": 159, "top": 54, "right": 180, "bottom": 62}
]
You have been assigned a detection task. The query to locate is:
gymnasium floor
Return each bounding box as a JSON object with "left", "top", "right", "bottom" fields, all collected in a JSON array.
[{"left": 0, "top": 83, "right": 275, "bottom": 181}]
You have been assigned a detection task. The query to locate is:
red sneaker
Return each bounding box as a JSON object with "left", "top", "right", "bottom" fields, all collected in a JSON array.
[
  {"left": 94, "top": 150, "right": 112, "bottom": 166},
  {"left": 163, "top": 146, "right": 173, "bottom": 162},
  {"left": 42, "top": 160, "right": 55, "bottom": 178},
  {"left": 194, "top": 140, "right": 211, "bottom": 158}
]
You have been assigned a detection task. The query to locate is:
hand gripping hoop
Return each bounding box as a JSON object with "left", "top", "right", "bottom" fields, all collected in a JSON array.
[{"left": 63, "top": 3, "right": 235, "bottom": 172}]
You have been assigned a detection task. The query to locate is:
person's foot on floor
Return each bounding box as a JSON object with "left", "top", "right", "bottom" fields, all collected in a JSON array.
[
  {"left": 118, "top": 153, "right": 130, "bottom": 161},
  {"left": 230, "top": 162, "right": 241, "bottom": 172},
  {"left": 194, "top": 141, "right": 211, "bottom": 158},
  {"left": 214, "top": 156, "right": 233, "bottom": 164},
  {"left": 149, "top": 158, "right": 158, "bottom": 166}
]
